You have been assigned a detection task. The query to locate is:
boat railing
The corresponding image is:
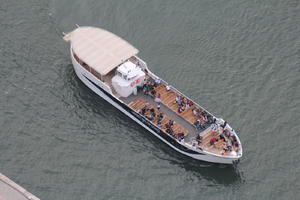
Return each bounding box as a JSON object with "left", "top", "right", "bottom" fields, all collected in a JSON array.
[{"left": 132, "top": 55, "right": 148, "bottom": 71}]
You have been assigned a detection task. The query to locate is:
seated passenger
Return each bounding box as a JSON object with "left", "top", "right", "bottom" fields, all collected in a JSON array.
[
  {"left": 196, "top": 134, "right": 202, "bottom": 144},
  {"left": 157, "top": 121, "right": 162, "bottom": 128},
  {"left": 147, "top": 114, "right": 155, "bottom": 121},
  {"left": 230, "top": 129, "right": 235, "bottom": 137},
  {"left": 150, "top": 108, "right": 155, "bottom": 114},
  {"left": 157, "top": 113, "right": 164, "bottom": 122},
  {"left": 206, "top": 115, "right": 213, "bottom": 124},
  {"left": 220, "top": 120, "right": 227, "bottom": 129},
  {"left": 219, "top": 132, "right": 226, "bottom": 142},
  {"left": 142, "top": 84, "right": 149, "bottom": 95},
  {"left": 154, "top": 79, "right": 161, "bottom": 86},
  {"left": 192, "top": 108, "right": 198, "bottom": 116},
  {"left": 168, "top": 120, "right": 175, "bottom": 126},
  {"left": 139, "top": 105, "right": 149, "bottom": 115},
  {"left": 150, "top": 89, "right": 156, "bottom": 97},
  {"left": 156, "top": 103, "right": 161, "bottom": 110},
  {"left": 154, "top": 94, "right": 161, "bottom": 103},
  {"left": 178, "top": 105, "right": 184, "bottom": 113},
  {"left": 177, "top": 132, "right": 185, "bottom": 141},
  {"left": 166, "top": 127, "right": 174, "bottom": 136},
  {"left": 165, "top": 123, "right": 171, "bottom": 129},
  {"left": 210, "top": 137, "right": 218, "bottom": 146},
  {"left": 201, "top": 115, "right": 207, "bottom": 123},
  {"left": 187, "top": 100, "right": 193, "bottom": 107},
  {"left": 194, "top": 120, "right": 203, "bottom": 130},
  {"left": 211, "top": 122, "right": 219, "bottom": 131},
  {"left": 165, "top": 85, "right": 170, "bottom": 91},
  {"left": 175, "top": 95, "right": 180, "bottom": 104}
]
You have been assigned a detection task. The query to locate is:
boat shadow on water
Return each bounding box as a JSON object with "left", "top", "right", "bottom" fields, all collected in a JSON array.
[{"left": 63, "top": 65, "right": 244, "bottom": 185}]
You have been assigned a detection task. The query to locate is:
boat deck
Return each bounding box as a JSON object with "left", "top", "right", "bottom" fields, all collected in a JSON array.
[
  {"left": 121, "top": 83, "right": 229, "bottom": 155},
  {"left": 128, "top": 97, "right": 189, "bottom": 136},
  {"left": 153, "top": 84, "right": 199, "bottom": 124}
]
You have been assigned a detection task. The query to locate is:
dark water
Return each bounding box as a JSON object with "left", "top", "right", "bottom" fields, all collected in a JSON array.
[{"left": 1, "top": 0, "right": 299, "bottom": 199}]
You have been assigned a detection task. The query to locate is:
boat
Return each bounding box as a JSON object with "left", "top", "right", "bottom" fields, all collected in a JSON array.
[{"left": 63, "top": 26, "right": 242, "bottom": 164}]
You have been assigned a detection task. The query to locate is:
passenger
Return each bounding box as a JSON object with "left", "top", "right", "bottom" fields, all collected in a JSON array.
[
  {"left": 177, "top": 132, "right": 185, "bottom": 141},
  {"left": 165, "top": 85, "right": 170, "bottom": 91},
  {"left": 192, "top": 108, "right": 198, "bottom": 116},
  {"left": 196, "top": 134, "right": 202, "bottom": 145},
  {"left": 225, "top": 130, "right": 230, "bottom": 137},
  {"left": 178, "top": 105, "right": 184, "bottom": 113},
  {"left": 165, "top": 123, "right": 171, "bottom": 129},
  {"left": 150, "top": 89, "right": 156, "bottom": 97},
  {"left": 219, "top": 132, "right": 226, "bottom": 142},
  {"left": 168, "top": 120, "right": 175, "bottom": 126},
  {"left": 211, "top": 122, "right": 219, "bottom": 131},
  {"left": 187, "top": 100, "right": 193, "bottom": 107},
  {"left": 150, "top": 108, "right": 155, "bottom": 114},
  {"left": 166, "top": 127, "right": 174, "bottom": 136},
  {"left": 156, "top": 103, "right": 161, "bottom": 110},
  {"left": 227, "top": 145, "right": 232, "bottom": 152},
  {"left": 221, "top": 121, "right": 227, "bottom": 129},
  {"left": 201, "top": 114, "right": 208, "bottom": 123},
  {"left": 155, "top": 79, "right": 161, "bottom": 86},
  {"left": 154, "top": 94, "right": 161, "bottom": 103},
  {"left": 175, "top": 95, "right": 180, "bottom": 104},
  {"left": 143, "top": 84, "right": 149, "bottom": 95},
  {"left": 207, "top": 115, "right": 213, "bottom": 124},
  {"left": 210, "top": 137, "right": 218, "bottom": 146},
  {"left": 194, "top": 120, "right": 203, "bottom": 130},
  {"left": 182, "top": 97, "right": 187, "bottom": 106},
  {"left": 230, "top": 129, "right": 235, "bottom": 137},
  {"left": 147, "top": 114, "right": 155, "bottom": 121},
  {"left": 222, "top": 143, "right": 232, "bottom": 153},
  {"left": 157, "top": 113, "right": 164, "bottom": 122},
  {"left": 157, "top": 121, "right": 162, "bottom": 128},
  {"left": 140, "top": 105, "right": 149, "bottom": 115}
]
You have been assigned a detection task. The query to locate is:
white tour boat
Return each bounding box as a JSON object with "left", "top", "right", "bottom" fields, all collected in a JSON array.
[{"left": 63, "top": 26, "right": 242, "bottom": 164}]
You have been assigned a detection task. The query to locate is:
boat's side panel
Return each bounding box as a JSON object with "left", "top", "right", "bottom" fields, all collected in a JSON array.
[
  {"left": 70, "top": 48, "right": 112, "bottom": 94},
  {"left": 71, "top": 52, "right": 237, "bottom": 164}
]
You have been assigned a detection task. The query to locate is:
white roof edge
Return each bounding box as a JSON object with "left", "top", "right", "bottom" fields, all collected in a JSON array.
[{"left": 64, "top": 26, "right": 139, "bottom": 75}]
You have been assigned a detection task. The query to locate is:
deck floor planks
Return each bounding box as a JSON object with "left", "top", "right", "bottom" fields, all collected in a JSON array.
[
  {"left": 128, "top": 97, "right": 189, "bottom": 136},
  {"left": 154, "top": 83, "right": 202, "bottom": 126}
]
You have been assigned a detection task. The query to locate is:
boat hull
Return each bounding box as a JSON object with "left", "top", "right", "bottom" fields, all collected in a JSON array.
[{"left": 71, "top": 51, "right": 240, "bottom": 164}]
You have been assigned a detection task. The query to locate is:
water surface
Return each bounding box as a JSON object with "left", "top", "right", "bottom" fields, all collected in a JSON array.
[{"left": 0, "top": 0, "right": 299, "bottom": 199}]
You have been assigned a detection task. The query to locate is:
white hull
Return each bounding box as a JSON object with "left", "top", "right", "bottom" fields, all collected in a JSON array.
[{"left": 71, "top": 50, "right": 240, "bottom": 164}]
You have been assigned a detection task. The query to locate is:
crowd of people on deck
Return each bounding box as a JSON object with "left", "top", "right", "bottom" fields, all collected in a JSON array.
[
  {"left": 139, "top": 102, "right": 185, "bottom": 141},
  {"left": 192, "top": 108, "right": 214, "bottom": 129},
  {"left": 142, "top": 78, "right": 161, "bottom": 97},
  {"left": 140, "top": 77, "right": 240, "bottom": 153},
  {"left": 174, "top": 95, "right": 194, "bottom": 113},
  {"left": 208, "top": 119, "right": 240, "bottom": 154}
]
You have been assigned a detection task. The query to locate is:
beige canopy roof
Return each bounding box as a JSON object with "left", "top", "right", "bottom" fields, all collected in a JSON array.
[{"left": 64, "top": 27, "right": 139, "bottom": 75}]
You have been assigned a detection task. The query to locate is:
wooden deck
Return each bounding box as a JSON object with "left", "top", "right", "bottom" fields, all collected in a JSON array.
[
  {"left": 126, "top": 80, "right": 231, "bottom": 156},
  {"left": 153, "top": 83, "right": 227, "bottom": 155},
  {"left": 154, "top": 84, "right": 200, "bottom": 125},
  {"left": 128, "top": 97, "right": 189, "bottom": 136}
]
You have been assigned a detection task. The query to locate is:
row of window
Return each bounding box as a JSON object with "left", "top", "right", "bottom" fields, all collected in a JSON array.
[{"left": 73, "top": 52, "right": 102, "bottom": 80}]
